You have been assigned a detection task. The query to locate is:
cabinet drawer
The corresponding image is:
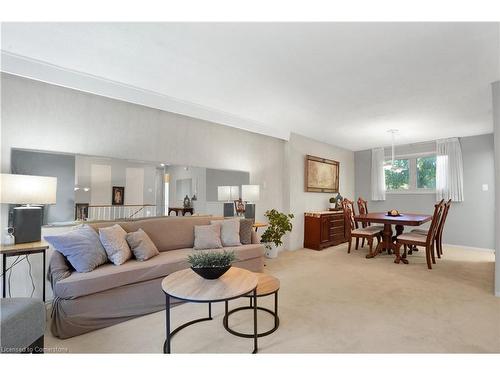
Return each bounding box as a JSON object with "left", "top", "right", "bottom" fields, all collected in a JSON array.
[
  {"left": 330, "top": 228, "right": 344, "bottom": 237},
  {"left": 330, "top": 220, "right": 344, "bottom": 229},
  {"left": 330, "top": 233, "right": 345, "bottom": 242}
]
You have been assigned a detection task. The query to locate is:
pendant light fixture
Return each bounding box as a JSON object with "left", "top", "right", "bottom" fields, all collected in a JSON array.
[{"left": 383, "top": 129, "right": 403, "bottom": 172}]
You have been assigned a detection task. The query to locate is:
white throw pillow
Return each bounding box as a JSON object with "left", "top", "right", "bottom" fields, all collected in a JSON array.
[
  {"left": 211, "top": 219, "right": 241, "bottom": 247},
  {"left": 99, "top": 224, "right": 132, "bottom": 265},
  {"left": 194, "top": 224, "right": 223, "bottom": 250}
]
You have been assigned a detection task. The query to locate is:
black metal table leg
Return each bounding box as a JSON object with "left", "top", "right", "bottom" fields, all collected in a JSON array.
[
  {"left": 252, "top": 287, "right": 258, "bottom": 354},
  {"left": 2, "top": 254, "right": 6, "bottom": 298},
  {"left": 164, "top": 294, "right": 171, "bottom": 354},
  {"left": 42, "top": 250, "right": 46, "bottom": 302}
]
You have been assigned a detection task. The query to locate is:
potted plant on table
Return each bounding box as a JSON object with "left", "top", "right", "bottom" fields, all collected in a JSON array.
[
  {"left": 187, "top": 250, "right": 236, "bottom": 279},
  {"left": 260, "top": 209, "right": 294, "bottom": 259},
  {"left": 329, "top": 197, "right": 336, "bottom": 209}
]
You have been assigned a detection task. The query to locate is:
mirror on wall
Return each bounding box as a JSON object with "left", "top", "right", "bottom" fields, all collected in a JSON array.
[{"left": 10, "top": 148, "right": 250, "bottom": 225}]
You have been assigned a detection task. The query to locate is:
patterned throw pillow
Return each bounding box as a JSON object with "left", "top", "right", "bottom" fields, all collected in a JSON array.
[
  {"left": 194, "top": 224, "right": 223, "bottom": 250},
  {"left": 44, "top": 225, "right": 108, "bottom": 273},
  {"left": 210, "top": 219, "right": 241, "bottom": 247},
  {"left": 99, "top": 224, "right": 132, "bottom": 265},
  {"left": 126, "top": 228, "right": 160, "bottom": 261},
  {"left": 239, "top": 218, "right": 253, "bottom": 245}
]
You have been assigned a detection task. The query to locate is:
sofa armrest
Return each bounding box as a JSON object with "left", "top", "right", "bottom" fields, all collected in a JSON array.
[
  {"left": 47, "top": 250, "right": 73, "bottom": 290},
  {"left": 251, "top": 230, "right": 262, "bottom": 245}
]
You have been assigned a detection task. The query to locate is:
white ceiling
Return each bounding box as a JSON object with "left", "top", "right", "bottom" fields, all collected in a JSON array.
[{"left": 1, "top": 22, "right": 499, "bottom": 150}]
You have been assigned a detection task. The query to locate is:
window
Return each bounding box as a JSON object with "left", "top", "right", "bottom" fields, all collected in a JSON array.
[
  {"left": 385, "top": 154, "right": 436, "bottom": 192},
  {"left": 416, "top": 156, "right": 436, "bottom": 189},
  {"left": 385, "top": 159, "right": 410, "bottom": 190}
]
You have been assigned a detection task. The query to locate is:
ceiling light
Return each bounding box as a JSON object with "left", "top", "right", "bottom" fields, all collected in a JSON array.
[{"left": 384, "top": 129, "right": 403, "bottom": 173}]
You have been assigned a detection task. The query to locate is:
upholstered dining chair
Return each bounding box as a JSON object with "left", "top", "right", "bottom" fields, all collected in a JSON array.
[
  {"left": 395, "top": 201, "right": 444, "bottom": 269},
  {"left": 356, "top": 197, "right": 383, "bottom": 248},
  {"left": 410, "top": 199, "right": 449, "bottom": 258},
  {"left": 343, "top": 202, "right": 382, "bottom": 254}
]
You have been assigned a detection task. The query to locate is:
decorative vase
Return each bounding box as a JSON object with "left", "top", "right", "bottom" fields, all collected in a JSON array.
[
  {"left": 191, "top": 265, "right": 231, "bottom": 279},
  {"left": 265, "top": 243, "right": 279, "bottom": 259}
]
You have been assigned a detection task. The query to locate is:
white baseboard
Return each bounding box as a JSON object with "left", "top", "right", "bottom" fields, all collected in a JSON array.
[{"left": 443, "top": 243, "right": 495, "bottom": 253}]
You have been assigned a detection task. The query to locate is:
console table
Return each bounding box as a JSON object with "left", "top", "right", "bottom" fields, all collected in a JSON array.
[{"left": 303, "top": 210, "right": 346, "bottom": 250}]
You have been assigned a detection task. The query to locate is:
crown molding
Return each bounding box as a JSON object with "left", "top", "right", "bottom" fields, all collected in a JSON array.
[{"left": 1, "top": 50, "right": 290, "bottom": 141}]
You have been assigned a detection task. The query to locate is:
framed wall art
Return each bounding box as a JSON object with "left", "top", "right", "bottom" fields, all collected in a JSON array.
[{"left": 305, "top": 155, "right": 340, "bottom": 193}]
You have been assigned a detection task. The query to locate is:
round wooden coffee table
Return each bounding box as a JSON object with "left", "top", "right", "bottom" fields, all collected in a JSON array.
[
  {"left": 161, "top": 267, "right": 258, "bottom": 354},
  {"left": 223, "top": 273, "right": 280, "bottom": 338}
]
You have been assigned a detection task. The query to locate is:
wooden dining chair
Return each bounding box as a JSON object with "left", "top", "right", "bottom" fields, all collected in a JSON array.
[
  {"left": 410, "top": 199, "right": 450, "bottom": 258},
  {"left": 343, "top": 203, "right": 381, "bottom": 254},
  {"left": 395, "top": 201, "right": 444, "bottom": 269},
  {"left": 356, "top": 197, "right": 383, "bottom": 248}
]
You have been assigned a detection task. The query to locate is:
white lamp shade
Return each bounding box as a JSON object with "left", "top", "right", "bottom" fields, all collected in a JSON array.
[
  {"left": 217, "top": 186, "right": 231, "bottom": 201},
  {"left": 0, "top": 174, "right": 57, "bottom": 204},
  {"left": 229, "top": 186, "right": 239, "bottom": 200},
  {"left": 242, "top": 185, "right": 260, "bottom": 202}
]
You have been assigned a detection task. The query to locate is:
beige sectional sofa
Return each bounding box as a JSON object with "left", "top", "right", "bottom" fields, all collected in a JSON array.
[{"left": 48, "top": 215, "right": 264, "bottom": 339}]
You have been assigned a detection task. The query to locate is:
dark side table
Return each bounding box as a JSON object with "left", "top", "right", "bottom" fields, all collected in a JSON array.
[{"left": 1, "top": 241, "right": 49, "bottom": 302}]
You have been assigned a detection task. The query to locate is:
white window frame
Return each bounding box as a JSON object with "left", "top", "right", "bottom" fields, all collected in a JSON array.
[{"left": 385, "top": 152, "right": 436, "bottom": 195}]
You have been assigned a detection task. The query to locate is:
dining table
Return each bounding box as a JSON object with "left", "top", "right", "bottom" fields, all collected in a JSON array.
[{"left": 354, "top": 212, "right": 432, "bottom": 264}]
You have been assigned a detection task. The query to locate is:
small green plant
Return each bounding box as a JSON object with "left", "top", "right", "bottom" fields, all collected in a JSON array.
[
  {"left": 187, "top": 250, "right": 236, "bottom": 268},
  {"left": 260, "top": 209, "right": 294, "bottom": 250},
  {"left": 329, "top": 197, "right": 336, "bottom": 203}
]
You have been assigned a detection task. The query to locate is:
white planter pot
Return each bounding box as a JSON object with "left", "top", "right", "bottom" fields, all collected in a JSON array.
[
  {"left": 329, "top": 203, "right": 335, "bottom": 209},
  {"left": 265, "top": 243, "right": 279, "bottom": 258}
]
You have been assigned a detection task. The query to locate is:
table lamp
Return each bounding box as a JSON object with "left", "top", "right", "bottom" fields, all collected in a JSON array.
[
  {"left": 242, "top": 185, "right": 260, "bottom": 222},
  {"left": 0, "top": 174, "right": 57, "bottom": 244},
  {"left": 218, "top": 186, "right": 239, "bottom": 217}
]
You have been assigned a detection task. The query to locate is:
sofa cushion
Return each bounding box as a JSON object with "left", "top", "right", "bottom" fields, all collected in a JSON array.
[
  {"left": 239, "top": 218, "right": 253, "bottom": 245},
  {"left": 99, "top": 224, "right": 132, "bottom": 265},
  {"left": 54, "top": 244, "right": 264, "bottom": 299},
  {"left": 90, "top": 216, "right": 221, "bottom": 252},
  {"left": 126, "top": 228, "right": 159, "bottom": 261},
  {"left": 211, "top": 219, "right": 241, "bottom": 247},
  {"left": 194, "top": 224, "right": 223, "bottom": 250},
  {"left": 44, "top": 225, "right": 108, "bottom": 273}
]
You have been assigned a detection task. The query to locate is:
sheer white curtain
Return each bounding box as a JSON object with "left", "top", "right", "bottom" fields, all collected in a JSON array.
[
  {"left": 436, "top": 138, "right": 464, "bottom": 202},
  {"left": 371, "top": 147, "right": 386, "bottom": 201}
]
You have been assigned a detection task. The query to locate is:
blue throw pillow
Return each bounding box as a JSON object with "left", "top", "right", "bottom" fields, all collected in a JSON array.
[{"left": 44, "top": 225, "right": 108, "bottom": 273}]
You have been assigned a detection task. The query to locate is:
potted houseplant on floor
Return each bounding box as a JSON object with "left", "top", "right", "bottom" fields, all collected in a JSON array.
[
  {"left": 261, "top": 209, "right": 294, "bottom": 258},
  {"left": 187, "top": 250, "right": 236, "bottom": 279}
]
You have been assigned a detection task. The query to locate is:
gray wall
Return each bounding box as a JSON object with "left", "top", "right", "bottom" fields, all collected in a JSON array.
[
  {"left": 285, "top": 132, "right": 355, "bottom": 250},
  {"left": 11, "top": 149, "right": 75, "bottom": 223},
  {"left": 355, "top": 134, "right": 495, "bottom": 249},
  {"left": 492, "top": 81, "right": 499, "bottom": 296},
  {"left": 0, "top": 73, "right": 287, "bottom": 300}
]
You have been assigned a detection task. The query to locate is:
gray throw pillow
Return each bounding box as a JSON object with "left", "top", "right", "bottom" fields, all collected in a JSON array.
[
  {"left": 194, "top": 224, "right": 223, "bottom": 250},
  {"left": 126, "top": 228, "right": 159, "bottom": 261},
  {"left": 211, "top": 219, "right": 241, "bottom": 247},
  {"left": 99, "top": 224, "right": 132, "bottom": 265},
  {"left": 239, "top": 218, "right": 253, "bottom": 245},
  {"left": 44, "top": 225, "right": 108, "bottom": 273}
]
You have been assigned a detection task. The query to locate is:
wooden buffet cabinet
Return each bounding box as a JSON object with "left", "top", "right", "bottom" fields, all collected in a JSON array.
[{"left": 304, "top": 210, "right": 347, "bottom": 250}]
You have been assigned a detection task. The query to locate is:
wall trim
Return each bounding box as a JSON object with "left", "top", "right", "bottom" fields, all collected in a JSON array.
[
  {"left": 443, "top": 243, "right": 495, "bottom": 253},
  {"left": 1, "top": 50, "right": 290, "bottom": 141}
]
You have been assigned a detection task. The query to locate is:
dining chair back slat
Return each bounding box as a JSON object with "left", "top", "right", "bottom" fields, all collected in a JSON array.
[
  {"left": 426, "top": 199, "right": 445, "bottom": 246},
  {"left": 357, "top": 197, "right": 369, "bottom": 227}
]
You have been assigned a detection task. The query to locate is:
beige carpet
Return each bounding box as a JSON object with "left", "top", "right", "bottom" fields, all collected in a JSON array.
[{"left": 45, "top": 244, "right": 500, "bottom": 353}]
